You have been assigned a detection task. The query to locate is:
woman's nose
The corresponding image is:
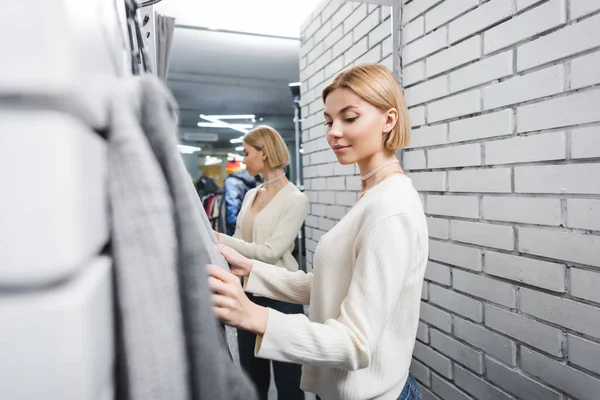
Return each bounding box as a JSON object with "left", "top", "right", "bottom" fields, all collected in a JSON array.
[{"left": 326, "top": 122, "right": 342, "bottom": 138}]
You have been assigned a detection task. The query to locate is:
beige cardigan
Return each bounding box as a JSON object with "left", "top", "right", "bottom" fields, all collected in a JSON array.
[{"left": 218, "top": 182, "right": 309, "bottom": 272}]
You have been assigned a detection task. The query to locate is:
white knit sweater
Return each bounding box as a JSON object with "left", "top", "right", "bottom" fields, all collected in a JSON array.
[{"left": 246, "top": 174, "right": 429, "bottom": 400}]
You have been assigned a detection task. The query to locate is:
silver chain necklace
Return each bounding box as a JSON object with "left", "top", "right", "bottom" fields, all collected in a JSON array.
[
  {"left": 360, "top": 159, "right": 400, "bottom": 181},
  {"left": 263, "top": 174, "right": 286, "bottom": 186}
]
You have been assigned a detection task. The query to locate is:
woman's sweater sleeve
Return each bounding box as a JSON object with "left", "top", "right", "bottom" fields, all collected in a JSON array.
[
  {"left": 218, "top": 193, "right": 309, "bottom": 268},
  {"left": 254, "top": 213, "right": 414, "bottom": 371},
  {"left": 244, "top": 260, "right": 313, "bottom": 305}
]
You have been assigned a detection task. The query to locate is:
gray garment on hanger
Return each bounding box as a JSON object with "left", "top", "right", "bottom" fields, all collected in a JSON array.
[{"left": 108, "top": 76, "right": 256, "bottom": 400}]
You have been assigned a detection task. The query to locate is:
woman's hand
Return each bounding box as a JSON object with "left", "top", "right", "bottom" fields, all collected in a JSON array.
[
  {"left": 207, "top": 264, "right": 268, "bottom": 335},
  {"left": 217, "top": 244, "right": 253, "bottom": 277},
  {"left": 213, "top": 231, "right": 220, "bottom": 241}
]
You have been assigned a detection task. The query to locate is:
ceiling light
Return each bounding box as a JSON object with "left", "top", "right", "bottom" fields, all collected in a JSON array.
[
  {"left": 197, "top": 122, "right": 253, "bottom": 129},
  {"left": 227, "top": 152, "right": 244, "bottom": 161},
  {"left": 230, "top": 136, "right": 245, "bottom": 144},
  {"left": 205, "top": 114, "right": 255, "bottom": 120},
  {"left": 235, "top": 146, "right": 244, "bottom": 151},
  {"left": 178, "top": 144, "right": 201, "bottom": 154},
  {"left": 182, "top": 132, "right": 219, "bottom": 142},
  {"left": 204, "top": 155, "right": 222, "bottom": 166}
]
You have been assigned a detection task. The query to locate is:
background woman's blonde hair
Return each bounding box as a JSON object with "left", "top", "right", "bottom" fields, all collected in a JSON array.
[
  {"left": 322, "top": 64, "right": 411, "bottom": 151},
  {"left": 243, "top": 125, "right": 290, "bottom": 169}
]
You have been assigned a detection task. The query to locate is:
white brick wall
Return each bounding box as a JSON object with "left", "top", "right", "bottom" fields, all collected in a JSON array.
[
  {"left": 301, "top": 1, "right": 600, "bottom": 399},
  {"left": 396, "top": 1, "right": 600, "bottom": 399}
]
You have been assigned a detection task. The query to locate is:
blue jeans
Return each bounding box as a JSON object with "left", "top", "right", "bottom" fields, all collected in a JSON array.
[
  {"left": 398, "top": 375, "right": 422, "bottom": 400},
  {"left": 315, "top": 374, "right": 421, "bottom": 400}
]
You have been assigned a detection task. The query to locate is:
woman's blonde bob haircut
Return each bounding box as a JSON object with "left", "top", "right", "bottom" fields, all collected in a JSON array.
[
  {"left": 322, "top": 64, "right": 411, "bottom": 151},
  {"left": 243, "top": 125, "right": 290, "bottom": 169}
]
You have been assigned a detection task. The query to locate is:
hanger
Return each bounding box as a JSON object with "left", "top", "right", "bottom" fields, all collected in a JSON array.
[{"left": 124, "top": 0, "right": 155, "bottom": 75}]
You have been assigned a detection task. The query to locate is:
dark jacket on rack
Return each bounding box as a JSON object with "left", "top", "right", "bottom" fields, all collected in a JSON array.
[
  {"left": 108, "top": 75, "right": 256, "bottom": 400},
  {"left": 223, "top": 170, "right": 256, "bottom": 235}
]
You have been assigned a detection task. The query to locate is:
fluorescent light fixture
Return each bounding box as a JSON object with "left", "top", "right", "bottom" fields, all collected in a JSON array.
[
  {"left": 227, "top": 152, "right": 244, "bottom": 161},
  {"left": 178, "top": 144, "right": 201, "bottom": 154},
  {"left": 230, "top": 136, "right": 245, "bottom": 144},
  {"left": 299, "top": 148, "right": 304, "bottom": 153},
  {"left": 288, "top": 82, "right": 301, "bottom": 87},
  {"left": 197, "top": 122, "right": 253, "bottom": 129},
  {"left": 235, "top": 146, "right": 244, "bottom": 151},
  {"left": 182, "top": 132, "right": 219, "bottom": 142},
  {"left": 204, "top": 155, "right": 223, "bottom": 166},
  {"left": 205, "top": 114, "right": 255, "bottom": 120}
]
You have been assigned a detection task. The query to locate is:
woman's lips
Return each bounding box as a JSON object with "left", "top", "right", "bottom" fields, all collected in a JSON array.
[{"left": 332, "top": 145, "right": 351, "bottom": 154}]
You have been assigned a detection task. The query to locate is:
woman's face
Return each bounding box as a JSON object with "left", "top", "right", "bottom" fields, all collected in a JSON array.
[
  {"left": 242, "top": 143, "right": 265, "bottom": 176},
  {"left": 324, "top": 88, "right": 396, "bottom": 165}
]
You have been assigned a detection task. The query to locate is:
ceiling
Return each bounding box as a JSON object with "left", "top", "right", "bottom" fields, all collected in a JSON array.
[{"left": 162, "top": 1, "right": 312, "bottom": 156}]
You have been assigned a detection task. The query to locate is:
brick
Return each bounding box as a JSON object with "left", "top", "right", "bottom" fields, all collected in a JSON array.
[
  {"left": 521, "top": 287, "right": 600, "bottom": 339},
  {"left": 519, "top": 227, "right": 600, "bottom": 267},
  {"left": 517, "top": 89, "right": 600, "bottom": 132},
  {"left": 306, "top": 215, "right": 319, "bottom": 228},
  {"left": 450, "top": 50, "right": 513, "bottom": 93},
  {"left": 343, "top": 3, "right": 368, "bottom": 34},
  {"left": 572, "top": 125, "right": 600, "bottom": 160},
  {"left": 449, "top": 109, "right": 514, "bottom": 143},
  {"left": 482, "top": 196, "right": 562, "bottom": 226},
  {"left": 486, "top": 357, "right": 562, "bottom": 400},
  {"left": 448, "top": 168, "right": 512, "bottom": 193},
  {"left": 425, "top": 0, "right": 479, "bottom": 32},
  {"left": 422, "top": 387, "right": 443, "bottom": 400},
  {"left": 404, "top": 149, "right": 426, "bottom": 170},
  {"left": 428, "top": 143, "right": 481, "bottom": 169},
  {"left": 417, "top": 321, "right": 430, "bottom": 343},
  {"left": 449, "top": 0, "right": 515, "bottom": 44},
  {"left": 380, "top": 53, "right": 393, "bottom": 71},
  {"left": 332, "top": 32, "right": 353, "bottom": 59},
  {"left": 344, "top": 176, "right": 360, "bottom": 192},
  {"left": 427, "top": 195, "right": 479, "bottom": 219},
  {"left": 567, "top": 199, "right": 600, "bottom": 231},
  {"left": 521, "top": 347, "right": 600, "bottom": 400},
  {"left": 326, "top": 205, "right": 346, "bottom": 220},
  {"left": 429, "top": 90, "right": 481, "bottom": 123},
  {"left": 354, "top": 44, "right": 382, "bottom": 65},
  {"left": 316, "top": 163, "right": 334, "bottom": 177},
  {"left": 303, "top": 17, "right": 322, "bottom": 41},
  {"left": 405, "top": 76, "right": 449, "bottom": 106},
  {"left": 381, "top": 36, "right": 393, "bottom": 58},
  {"left": 413, "top": 341, "right": 453, "bottom": 378},
  {"left": 403, "top": 61, "right": 426, "bottom": 86},
  {"left": 568, "top": 334, "right": 600, "bottom": 375},
  {"left": 485, "top": 251, "right": 566, "bottom": 291},
  {"left": 326, "top": 176, "right": 345, "bottom": 190},
  {"left": 344, "top": 37, "right": 368, "bottom": 63},
  {"left": 429, "top": 240, "right": 482, "bottom": 271},
  {"left": 368, "top": 21, "right": 390, "bottom": 46},
  {"left": 306, "top": 190, "right": 318, "bottom": 203},
  {"left": 431, "top": 374, "right": 475, "bottom": 400},
  {"left": 408, "top": 106, "right": 425, "bottom": 127},
  {"left": 406, "top": 124, "right": 448, "bottom": 149},
  {"left": 426, "top": 36, "right": 482, "bottom": 77},
  {"left": 515, "top": 164, "right": 600, "bottom": 194},
  {"left": 403, "top": 0, "right": 444, "bottom": 24},
  {"left": 411, "top": 359, "right": 432, "bottom": 386},
  {"left": 425, "top": 261, "right": 452, "bottom": 285},
  {"left": 331, "top": 1, "right": 354, "bottom": 29},
  {"left": 325, "top": 55, "right": 345, "bottom": 81},
  {"left": 319, "top": 217, "right": 336, "bottom": 231},
  {"left": 335, "top": 191, "right": 358, "bottom": 206},
  {"left": 431, "top": 330, "right": 483, "bottom": 373},
  {"left": 307, "top": 41, "right": 325, "bottom": 65},
  {"left": 323, "top": 24, "right": 344, "bottom": 51},
  {"left": 485, "top": 131, "right": 566, "bottom": 165},
  {"left": 571, "top": 0, "right": 600, "bottom": 19},
  {"left": 454, "top": 364, "right": 513, "bottom": 400},
  {"left": 517, "top": 13, "right": 600, "bottom": 71},
  {"left": 334, "top": 163, "right": 355, "bottom": 176},
  {"left": 403, "top": 16, "right": 425, "bottom": 44},
  {"left": 430, "top": 284, "right": 483, "bottom": 322},
  {"left": 352, "top": 9, "right": 380, "bottom": 41},
  {"left": 485, "top": 303, "right": 563, "bottom": 355},
  {"left": 382, "top": 5, "right": 391, "bottom": 21},
  {"left": 421, "top": 302, "right": 452, "bottom": 333},
  {"left": 453, "top": 270, "right": 516, "bottom": 307},
  {"left": 423, "top": 282, "right": 429, "bottom": 301},
  {"left": 451, "top": 220, "right": 514, "bottom": 250},
  {"left": 484, "top": 64, "right": 565, "bottom": 110},
  {"left": 571, "top": 268, "right": 600, "bottom": 304},
  {"left": 319, "top": 190, "right": 335, "bottom": 204},
  {"left": 404, "top": 27, "right": 448, "bottom": 65},
  {"left": 517, "top": 0, "right": 545, "bottom": 10},
  {"left": 312, "top": 204, "right": 327, "bottom": 217},
  {"left": 311, "top": 177, "right": 326, "bottom": 190},
  {"left": 484, "top": 0, "right": 567, "bottom": 54},
  {"left": 455, "top": 318, "right": 516, "bottom": 365},
  {"left": 313, "top": 20, "right": 332, "bottom": 46},
  {"left": 409, "top": 171, "right": 447, "bottom": 191},
  {"left": 308, "top": 68, "right": 325, "bottom": 90}
]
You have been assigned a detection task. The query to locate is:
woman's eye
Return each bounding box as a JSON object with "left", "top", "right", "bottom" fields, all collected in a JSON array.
[
  {"left": 345, "top": 117, "right": 358, "bottom": 123},
  {"left": 324, "top": 121, "right": 333, "bottom": 127}
]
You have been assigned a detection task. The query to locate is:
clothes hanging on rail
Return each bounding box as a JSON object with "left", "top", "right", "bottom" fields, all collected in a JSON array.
[{"left": 108, "top": 74, "right": 256, "bottom": 400}]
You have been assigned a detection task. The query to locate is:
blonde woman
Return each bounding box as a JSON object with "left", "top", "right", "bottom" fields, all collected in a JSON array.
[
  {"left": 215, "top": 125, "right": 308, "bottom": 400},
  {"left": 209, "top": 65, "right": 428, "bottom": 400}
]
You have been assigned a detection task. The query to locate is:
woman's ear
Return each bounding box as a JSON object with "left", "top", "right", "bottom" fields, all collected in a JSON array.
[
  {"left": 383, "top": 108, "right": 399, "bottom": 134},
  {"left": 261, "top": 149, "right": 267, "bottom": 161}
]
